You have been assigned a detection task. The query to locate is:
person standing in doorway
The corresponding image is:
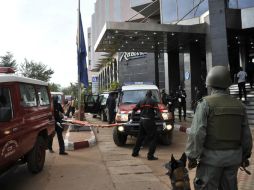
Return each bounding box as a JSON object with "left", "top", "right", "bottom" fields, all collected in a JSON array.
[
  {"left": 186, "top": 66, "right": 252, "bottom": 189},
  {"left": 237, "top": 67, "right": 247, "bottom": 101},
  {"left": 168, "top": 91, "right": 176, "bottom": 123},
  {"left": 131, "top": 90, "right": 161, "bottom": 160},
  {"left": 161, "top": 89, "right": 168, "bottom": 105},
  {"left": 176, "top": 85, "right": 187, "bottom": 122}
]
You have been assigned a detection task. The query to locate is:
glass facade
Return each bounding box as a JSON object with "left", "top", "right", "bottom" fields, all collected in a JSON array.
[
  {"left": 130, "top": 0, "right": 153, "bottom": 7},
  {"left": 160, "top": 0, "right": 208, "bottom": 24},
  {"left": 228, "top": 0, "right": 254, "bottom": 9}
]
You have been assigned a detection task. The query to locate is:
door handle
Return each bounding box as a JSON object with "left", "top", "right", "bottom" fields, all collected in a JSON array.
[{"left": 12, "top": 127, "right": 19, "bottom": 132}]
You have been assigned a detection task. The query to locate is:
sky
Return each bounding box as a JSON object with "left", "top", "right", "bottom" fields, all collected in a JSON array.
[{"left": 0, "top": 0, "right": 96, "bottom": 87}]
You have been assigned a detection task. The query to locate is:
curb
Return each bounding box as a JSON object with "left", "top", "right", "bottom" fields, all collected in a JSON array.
[
  {"left": 64, "top": 125, "right": 97, "bottom": 151},
  {"left": 174, "top": 124, "right": 191, "bottom": 134}
]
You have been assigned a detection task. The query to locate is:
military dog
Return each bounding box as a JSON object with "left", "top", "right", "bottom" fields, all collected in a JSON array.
[{"left": 165, "top": 153, "right": 191, "bottom": 190}]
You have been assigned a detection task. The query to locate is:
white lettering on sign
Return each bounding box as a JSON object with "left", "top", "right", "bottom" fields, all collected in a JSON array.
[
  {"left": 119, "top": 52, "right": 147, "bottom": 62},
  {"left": 1, "top": 140, "right": 18, "bottom": 158}
]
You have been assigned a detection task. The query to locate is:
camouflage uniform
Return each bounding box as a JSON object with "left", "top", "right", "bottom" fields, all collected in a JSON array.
[{"left": 186, "top": 66, "right": 252, "bottom": 190}]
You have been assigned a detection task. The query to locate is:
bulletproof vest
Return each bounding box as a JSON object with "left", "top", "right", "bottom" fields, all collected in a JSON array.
[{"left": 203, "top": 94, "right": 244, "bottom": 150}]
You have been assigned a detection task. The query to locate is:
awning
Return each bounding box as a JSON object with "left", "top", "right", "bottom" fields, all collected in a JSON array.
[{"left": 95, "top": 21, "right": 206, "bottom": 53}]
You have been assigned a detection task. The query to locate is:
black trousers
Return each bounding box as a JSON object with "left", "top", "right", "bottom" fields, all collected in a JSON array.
[
  {"left": 238, "top": 82, "right": 247, "bottom": 100},
  {"left": 133, "top": 118, "right": 157, "bottom": 158},
  {"left": 168, "top": 105, "right": 175, "bottom": 122},
  {"left": 108, "top": 109, "right": 115, "bottom": 124},
  {"left": 178, "top": 102, "right": 186, "bottom": 121},
  {"left": 55, "top": 125, "right": 65, "bottom": 153}
]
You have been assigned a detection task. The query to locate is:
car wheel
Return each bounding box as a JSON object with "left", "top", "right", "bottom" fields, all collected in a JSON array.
[
  {"left": 159, "top": 131, "right": 173, "bottom": 145},
  {"left": 113, "top": 126, "right": 127, "bottom": 146},
  {"left": 27, "top": 136, "right": 46, "bottom": 174}
]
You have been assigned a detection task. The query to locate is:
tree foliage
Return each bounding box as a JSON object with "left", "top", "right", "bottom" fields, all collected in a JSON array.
[
  {"left": 49, "top": 83, "right": 61, "bottom": 92},
  {"left": 20, "top": 58, "right": 54, "bottom": 82},
  {"left": 109, "top": 81, "right": 120, "bottom": 91},
  {"left": 0, "top": 52, "right": 17, "bottom": 70},
  {"left": 62, "top": 83, "right": 79, "bottom": 98}
]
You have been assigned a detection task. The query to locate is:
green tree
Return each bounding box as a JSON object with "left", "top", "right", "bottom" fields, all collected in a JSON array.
[
  {"left": 109, "top": 81, "right": 120, "bottom": 91},
  {"left": 20, "top": 58, "right": 54, "bottom": 82},
  {"left": 49, "top": 83, "right": 61, "bottom": 92},
  {"left": 0, "top": 52, "right": 17, "bottom": 70},
  {"left": 62, "top": 83, "right": 79, "bottom": 98}
]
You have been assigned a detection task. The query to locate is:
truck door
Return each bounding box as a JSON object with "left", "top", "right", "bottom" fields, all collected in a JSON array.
[{"left": 0, "top": 85, "right": 22, "bottom": 167}]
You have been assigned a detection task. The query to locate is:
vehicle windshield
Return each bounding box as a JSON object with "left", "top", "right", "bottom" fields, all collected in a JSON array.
[{"left": 121, "top": 90, "right": 160, "bottom": 104}]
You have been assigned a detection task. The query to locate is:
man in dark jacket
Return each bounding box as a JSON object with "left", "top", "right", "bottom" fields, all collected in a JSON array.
[
  {"left": 161, "top": 89, "right": 168, "bottom": 105},
  {"left": 131, "top": 90, "right": 161, "bottom": 160},
  {"left": 176, "top": 85, "right": 187, "bottom": 121},
  {"left": 50, "top": 95, "right": 68, "bottom": 155},
  {"left": 106, "top": 92, "right": 116, "bottom": 124}
]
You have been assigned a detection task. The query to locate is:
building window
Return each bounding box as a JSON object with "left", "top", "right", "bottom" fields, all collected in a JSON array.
[
  {"left": 193, "top": 0, "right": 208, "bottom": 17},
  {"left": 238, "top": 0, "right": 254, "bottom": 8},
  {"left": 89, "top": 46, "right": 91, "bottom": 52},
  {"left": 0, "top": 87, "right": 13, "bottom": 122},
  {"left": 228, "top": 0, "right": 254, "bottom": 8},
  {"left": 161, "top": 0, "right": 178, "bottom": 23},
  {"left": 89, "top": 60, "right": 91, "bottom": 66},
  {"left": 178, "top": 0, "right": 194, "bottom": 20},
  {"left": 37, "top": 86, "right": 50, "bottom": 106},
  {"left": 160, "top": 0, "right": 208, "bottom": 24},
  {"left": 228, "top": 0, "right": 238, "bottom": 8},
  {"left": 20, "top": 84, "right": 37, "bottom": 107}
]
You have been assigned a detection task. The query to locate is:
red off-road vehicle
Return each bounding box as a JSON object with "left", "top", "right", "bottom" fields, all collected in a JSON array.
[{"left": 0, "top": 67, "right": 54, "bottom": 174}]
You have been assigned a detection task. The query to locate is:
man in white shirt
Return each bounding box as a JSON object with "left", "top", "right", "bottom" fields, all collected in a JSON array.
[{"left": 237, "top": 67, "right": 247, "bottom": 101}]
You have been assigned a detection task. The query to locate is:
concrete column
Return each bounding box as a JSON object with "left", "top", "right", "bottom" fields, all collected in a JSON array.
[
  {"left": 168, "top": 50, "right": 180, "bottom": 92},
  {"left": 164, "top": 53, "right": 169, "bottom": 94},
  {"left": 103, "top": 68, "right": 106, "bottom": 89},
  {"left": 99, "top": 74, "right": 101, "bottom": 91},
  {"left": 183, "top": 53, "right": 191, "bottom": 110},
  {"left": 190, "top": 42, "right": 202, "bottom": 100},
  {"left": 179, "top": 53, "right": 185, "bottom": 85},
  {"left": 154, "top": 51, "right": 159, "bottom": 88},
  {"left": 239, "top": 45, "right": 248, "bottom": 70},
  {"left": 207, "top": 0, "right": 229, "bottom": 68}
]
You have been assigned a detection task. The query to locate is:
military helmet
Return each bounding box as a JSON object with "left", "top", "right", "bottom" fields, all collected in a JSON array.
[{"left": 206, "top": 66, "right": 232, "bottom": 89}]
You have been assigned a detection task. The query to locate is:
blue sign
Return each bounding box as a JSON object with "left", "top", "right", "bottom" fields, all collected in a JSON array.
[
  {"left": 185, "top": 72, "right": 190, "bottom": 80},
  {"left": 92, "top": 76, "right": 98, "bottom": 82}
]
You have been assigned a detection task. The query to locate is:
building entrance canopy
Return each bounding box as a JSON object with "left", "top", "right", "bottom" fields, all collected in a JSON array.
[{"left": 95, "top": 22, "right": 206, "bottom": 53}]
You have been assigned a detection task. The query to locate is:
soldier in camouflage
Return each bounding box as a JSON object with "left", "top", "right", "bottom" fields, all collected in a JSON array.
[{"left": 185, "top": 66, "right": 252, "bottom": 189}]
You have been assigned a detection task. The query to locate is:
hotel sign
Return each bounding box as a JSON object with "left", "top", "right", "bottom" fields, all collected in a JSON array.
[{"left": 119, "top": 52, "right": 147, "bottom": 61}]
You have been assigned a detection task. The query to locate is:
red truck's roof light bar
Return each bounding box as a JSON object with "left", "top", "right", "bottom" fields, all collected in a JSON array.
[{"left": 0, "top": 67, "right": 15, "bottom": 74}]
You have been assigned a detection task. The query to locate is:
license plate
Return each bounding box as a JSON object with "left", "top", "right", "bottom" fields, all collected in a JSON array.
[{"left": 88, "top": 104, "right": 93, "bottom": 106}]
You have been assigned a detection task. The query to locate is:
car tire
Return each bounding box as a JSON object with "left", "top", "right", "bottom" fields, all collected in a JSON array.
[
  {"left": 113, "top": 126, "right": 127, "bottom": 146},
  {"left": 160, "top": 131, "right": 173, "bottom": 145},
  {"left": 27, "top": 136, "right": 46, "bottom": 174}
]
